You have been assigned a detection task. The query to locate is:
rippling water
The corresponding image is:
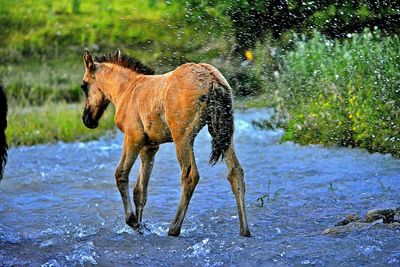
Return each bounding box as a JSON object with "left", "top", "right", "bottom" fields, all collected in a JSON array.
[{"left": 1, "top": 109, "right": 399, "bottom": 266}]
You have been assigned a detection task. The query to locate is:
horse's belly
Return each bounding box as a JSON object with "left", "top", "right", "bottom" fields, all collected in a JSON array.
[{"left": 144, "top": 116, "right": 173, "bottom": 144}]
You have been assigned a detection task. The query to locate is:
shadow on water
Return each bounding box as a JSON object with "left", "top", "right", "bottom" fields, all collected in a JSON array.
[{"left": 1, "top": 109, "right": 399, "bottom": 266}]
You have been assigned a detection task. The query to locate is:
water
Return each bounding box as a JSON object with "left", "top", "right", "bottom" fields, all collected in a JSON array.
[{"left": 1, "top": 109, "right": 399, "bottom": 266}]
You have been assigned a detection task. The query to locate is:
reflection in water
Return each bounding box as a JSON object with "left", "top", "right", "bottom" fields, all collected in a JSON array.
[{"left": 1, "top": 109, "right": 399, "bottom": 265}]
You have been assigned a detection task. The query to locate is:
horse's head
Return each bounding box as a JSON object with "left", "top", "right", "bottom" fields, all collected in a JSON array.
[{"left": 81, "top": 50, "right": 110, "bottom": 129}]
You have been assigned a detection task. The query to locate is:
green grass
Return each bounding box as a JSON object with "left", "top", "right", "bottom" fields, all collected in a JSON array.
[
  {"left": 0, "top": 0, "right": 231, "bottom": 65},
  {"left": 7, "top": 102, "right": 115, "bottom": 146},
  {"left": 258, "top": 29, "right": 400, "bottom": 156},
  {"left": 1, "top": 58, "right": 83, "bottom": 106},
  {"left": 234, "top": 95, "right": 272, "bottom": 109}
]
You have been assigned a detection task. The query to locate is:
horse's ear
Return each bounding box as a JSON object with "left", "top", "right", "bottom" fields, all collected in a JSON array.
[
  {"left": 113, "top": 48, "right": 122, "bottom": 60},
  {"left": 83, "top": 49, "right": 95, "bottom": 72}
]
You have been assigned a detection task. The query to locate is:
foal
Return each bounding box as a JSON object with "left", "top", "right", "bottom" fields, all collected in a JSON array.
[{"left": 81, "top": 49, "right": 250, "bottom": 237}]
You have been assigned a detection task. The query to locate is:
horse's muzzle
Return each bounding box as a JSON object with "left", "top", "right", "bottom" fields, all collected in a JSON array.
[{"left": 82, "top": 109, "right": 98, "bottom": 129}]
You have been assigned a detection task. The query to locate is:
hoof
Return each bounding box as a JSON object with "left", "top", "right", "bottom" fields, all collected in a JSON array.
[
  {"left": 168, "top": 228, "right": 181, "bottom": 237},
  {"left": 240, "top": 229, "right": 251, "bottom": 237},
  {"left": 126, "top": 214, "right": 139, "bottom": 230}
]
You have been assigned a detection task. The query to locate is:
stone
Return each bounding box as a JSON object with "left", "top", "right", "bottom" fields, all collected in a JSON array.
[
  {"left": 365, "top": 209, "right": 395, "bottom": 223},
  {"left": 335, "top": 214, "right": 362, "bottom": 226},
  {"left": 346, "top": 213, "right": 362, "bottom": 222},
  {"left": 323, "top": 208, "right": 400, "bottom": 235},
  {"left": 323, "top": 222, "right": 371, "bottom": 235}
]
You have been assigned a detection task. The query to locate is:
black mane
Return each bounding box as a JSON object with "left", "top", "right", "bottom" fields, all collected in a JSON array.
[{"left": 95, "top": 53, "right": 155, "bottom": 75}]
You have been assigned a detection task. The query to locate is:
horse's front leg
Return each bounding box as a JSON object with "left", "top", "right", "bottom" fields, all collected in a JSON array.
[{"left": 115, "top": 135, "right": 142, "bottom": 229}]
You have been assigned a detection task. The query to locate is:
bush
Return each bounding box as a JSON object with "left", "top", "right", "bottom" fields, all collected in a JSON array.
[
  {"left": 260, "top": 29, "right": 400, "bottom": 156},
  {"left": 226, "top": 65, "right": 263, "bottom": 97}
]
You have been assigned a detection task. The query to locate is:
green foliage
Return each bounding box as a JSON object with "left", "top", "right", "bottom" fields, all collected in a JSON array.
[
  {"left": 7, "top": 103, "right": 115, "bottom": 146},
  {"left": 185, "top": 1, "right": 400, "bottom": 53},
  {"left": 263, "top": 30, "right": 400, "bottom": 156},
  {"left": 0, "top": 0, "right": 231, "bottom": 65},
  {"left": 225, "top": 65, "right": 263, "bottom": 97}
]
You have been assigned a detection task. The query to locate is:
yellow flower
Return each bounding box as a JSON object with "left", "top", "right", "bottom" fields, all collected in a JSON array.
[{"left": 245, "top": 50, "right": 254, "bottom": 61}]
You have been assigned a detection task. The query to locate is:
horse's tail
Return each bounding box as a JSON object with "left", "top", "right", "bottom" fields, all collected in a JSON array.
[
  {"left": 203, "top": 64, "right": 234, "bottom": 165},
  {"left": 0, "top": 83, "right": 8, "bottom": 181}
]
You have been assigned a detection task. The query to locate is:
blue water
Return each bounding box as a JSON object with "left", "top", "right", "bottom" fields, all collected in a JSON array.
[{"left": 1, "top": 109, "right": 399, "bottom": 266}]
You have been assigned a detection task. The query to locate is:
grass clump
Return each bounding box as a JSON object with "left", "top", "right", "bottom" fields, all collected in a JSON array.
[
  {"left": 260, "top": 29, "right": 400, "bottom": 156},
  {"left": 7, "top": 103, "right": 115, "bottom": 146},
  {"left": 1, "top": 59, "right": 83, "bottom": 106}
]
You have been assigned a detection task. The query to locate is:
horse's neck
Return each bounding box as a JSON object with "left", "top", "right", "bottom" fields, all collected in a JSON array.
[{"left": 98, "top": 67, "right": 141, "bottom": 107}]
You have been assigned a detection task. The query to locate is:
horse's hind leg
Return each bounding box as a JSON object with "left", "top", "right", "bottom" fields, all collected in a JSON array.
[
  {"left": 168, "top": 138, "right": 200, "bottom": 236},
  {"left": 115, "top": 135, "right": 142, "bottom": 229},
  {"left": 134, "top": 145, "right": 159, "bottom": 223},
  {"left": 224, "top": 143, "right": 251, "bottom": 237}
]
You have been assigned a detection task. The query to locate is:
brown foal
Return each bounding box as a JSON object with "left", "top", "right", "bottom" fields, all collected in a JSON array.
[{"left": 81, "top": 49, "right": 250, "bottom": 237}]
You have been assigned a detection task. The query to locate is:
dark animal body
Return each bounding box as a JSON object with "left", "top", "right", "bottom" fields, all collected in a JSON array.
[
  {"left": 80, "top": 49, "right": 250, "bottom": 237},
  {"left": 0, "top": 83, "right": 8, "bottom": 181}
]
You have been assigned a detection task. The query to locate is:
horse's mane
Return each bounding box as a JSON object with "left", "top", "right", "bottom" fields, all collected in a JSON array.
[
  {"left": 95, "top": 53, "right": 155, "bottom": 75},
  {"left": 0, "top": 82, "right": 8, "bottom": 182}
]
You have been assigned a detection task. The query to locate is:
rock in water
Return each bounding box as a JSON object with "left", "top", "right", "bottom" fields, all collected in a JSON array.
[
  {"left": 323, "top": 208, "right": 400, "bottom": 235},
  {"left": 323, "top": 222, "right": 373, "bottom": 235},
  {"left": 365, "top": 209, "right": 395, "bottom": 223},
  {"left": 335, "top": 214, "right": 362, "bottom": 226}
]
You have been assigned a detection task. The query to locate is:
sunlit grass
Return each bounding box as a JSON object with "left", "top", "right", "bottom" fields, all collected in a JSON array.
[
  {"left": 0, "top": 0, "right": 230, "bottom": 65},
  {"left": 0, "top": 58, "right": 83, "bottom": 106},
  {"left": 7, "top": 102, "right": 115, "bottom": 146}
]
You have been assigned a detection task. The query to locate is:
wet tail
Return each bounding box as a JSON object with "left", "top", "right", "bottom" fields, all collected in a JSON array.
[
  {"left": 0, "top": 83, "right": 8, "bottom": 182},
  {"left": 207, "top": 81, "right": 234, "bottom": 165}
]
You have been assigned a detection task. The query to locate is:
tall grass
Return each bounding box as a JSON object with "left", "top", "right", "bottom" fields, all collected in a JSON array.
[
  {"left": 7, "top": 103, "right": 115, "bottom": 146},
  {"left": 0, "top": 59, "right": 82, "bottom": 106},
  {"left": 0, "top": 0, "right": 231, "bottom": 65},
  {"left": 261, "top": 30, "right": 400, "bottom": 156}
]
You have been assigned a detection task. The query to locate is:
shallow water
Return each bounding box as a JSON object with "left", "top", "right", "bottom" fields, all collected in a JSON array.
[{"left": 1, "top": 109, "right": 399, "bottom": 266}]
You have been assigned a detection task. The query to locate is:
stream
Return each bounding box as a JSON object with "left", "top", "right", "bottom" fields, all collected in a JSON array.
[{"left": 1, "top": 109, "right": 399, "bottom": 266}]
